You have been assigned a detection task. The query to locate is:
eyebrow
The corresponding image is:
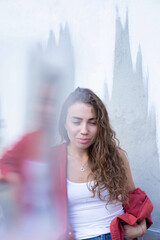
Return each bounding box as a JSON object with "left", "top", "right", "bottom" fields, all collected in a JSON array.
[
  {"left": 71, "top": 117, "right": 82, "bottom": 120},
  {"left": 71, "top": 117, "right": 97, "bottom": 121}
]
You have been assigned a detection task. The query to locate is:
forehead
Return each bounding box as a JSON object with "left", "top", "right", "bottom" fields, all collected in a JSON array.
[{"left": 67, "top": 102, "right": 96, "bottom": 118}]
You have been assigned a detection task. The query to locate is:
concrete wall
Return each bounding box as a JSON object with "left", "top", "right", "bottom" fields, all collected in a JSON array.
[{"left": 104, "top": 11, "right": 160, "bottom": 237}]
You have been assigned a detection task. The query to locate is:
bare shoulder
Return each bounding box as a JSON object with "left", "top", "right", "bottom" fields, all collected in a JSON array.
[
  {"left": 118, "top": 148, "right": 129, "bottom": 165},
  {"left": 118, "top": 148, "right": 135, "bottom": 192}
]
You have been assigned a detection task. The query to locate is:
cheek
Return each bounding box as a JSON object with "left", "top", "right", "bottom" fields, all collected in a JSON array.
[
  {"left": 66, "top": 125, "right": 78, "bottom": 140},
  {"left": 94, "top": 128, "right": 98, "bottom": 135},
  {"left": 91, "top": 127, "right": 98, "bottom": 138}
]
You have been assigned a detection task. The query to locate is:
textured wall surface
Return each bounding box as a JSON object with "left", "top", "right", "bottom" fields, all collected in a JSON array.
[{"left": 105, "top": 11, "right": 160, "bottom": 236}]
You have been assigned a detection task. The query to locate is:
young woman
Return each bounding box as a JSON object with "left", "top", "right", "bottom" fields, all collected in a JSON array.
[{"left": 57, "top": 87, "right": 149, "bottom": 240}]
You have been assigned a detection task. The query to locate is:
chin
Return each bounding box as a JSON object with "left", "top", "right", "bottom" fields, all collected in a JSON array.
[{"left": 76, "top": 142, "right": 93, "bottom": 150}]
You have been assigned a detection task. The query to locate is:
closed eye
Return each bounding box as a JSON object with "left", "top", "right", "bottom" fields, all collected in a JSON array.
[
  {"left": 72, "top": 121, "right": 81, "bottom": 125},
  {"left": 89, "top": 122, "right": 97, "bottom": 125}
]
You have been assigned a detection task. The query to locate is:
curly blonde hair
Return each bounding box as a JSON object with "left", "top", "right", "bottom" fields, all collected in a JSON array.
[{"left": 59, "top": 87, "right": 129, "bottom": 204}]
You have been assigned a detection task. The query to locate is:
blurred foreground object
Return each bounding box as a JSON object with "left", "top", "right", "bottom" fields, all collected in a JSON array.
[{"left": 0, "top": 68, "right": 67, "bottom": 239}]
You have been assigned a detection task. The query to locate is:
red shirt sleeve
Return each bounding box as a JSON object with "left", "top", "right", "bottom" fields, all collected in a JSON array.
[{"left": 0, "top": 136, "right": 26, "bottom": 176}]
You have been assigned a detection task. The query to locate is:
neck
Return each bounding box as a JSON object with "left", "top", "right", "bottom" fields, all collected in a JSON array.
[{"left": 67, "top": 143, "right": 89, "bottom": 160}]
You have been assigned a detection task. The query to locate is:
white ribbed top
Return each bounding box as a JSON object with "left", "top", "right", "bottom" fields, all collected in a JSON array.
[{"left": 67, "top": 179, "right": 124, "bottom": 240}]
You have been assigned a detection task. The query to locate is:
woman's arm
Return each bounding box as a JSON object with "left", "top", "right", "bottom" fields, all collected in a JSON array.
[
  {"left": 124, "top": 219, "right": 147, "bottom": 239},
  {"left": 119, "top": 149, "right": 147, "bottom": 238},
  {"left": 119, "top": 149, "right": 135, "bottom": 191}
]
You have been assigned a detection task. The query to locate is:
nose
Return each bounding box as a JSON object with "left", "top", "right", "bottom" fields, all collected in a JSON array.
[{"left": 80, "top": 123, "right": 88, "bottom": 135}]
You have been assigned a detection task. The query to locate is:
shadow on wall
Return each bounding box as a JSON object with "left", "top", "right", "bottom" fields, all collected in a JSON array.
[
  {"left": 104, "top": 9, "right": 160, "bottom": 234},
  {"left": 25, "top": 24, "right": 75, "bottom": 135}
]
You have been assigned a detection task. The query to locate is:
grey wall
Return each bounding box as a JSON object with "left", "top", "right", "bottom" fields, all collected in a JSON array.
[{"left": 104, "top": 11, "right": 160, "bottom": 236}]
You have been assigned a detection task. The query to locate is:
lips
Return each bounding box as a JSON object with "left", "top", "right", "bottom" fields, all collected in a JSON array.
[{"left": 77, "top": 138, "right": 90, "bottom": 143}]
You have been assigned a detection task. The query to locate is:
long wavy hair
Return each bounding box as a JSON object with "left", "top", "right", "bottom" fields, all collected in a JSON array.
[{"left": 59, "top": 87, "right": 129, "bottom": 204}]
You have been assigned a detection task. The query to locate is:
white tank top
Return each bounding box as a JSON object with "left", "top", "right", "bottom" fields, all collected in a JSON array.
[{"left": 67, "top": 179, "right": 124, "bottom": 240}]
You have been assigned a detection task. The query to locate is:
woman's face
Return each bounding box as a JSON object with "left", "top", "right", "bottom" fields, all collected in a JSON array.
[{"left": 65, "top": 102, "right": 98, "bottom": 150}]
